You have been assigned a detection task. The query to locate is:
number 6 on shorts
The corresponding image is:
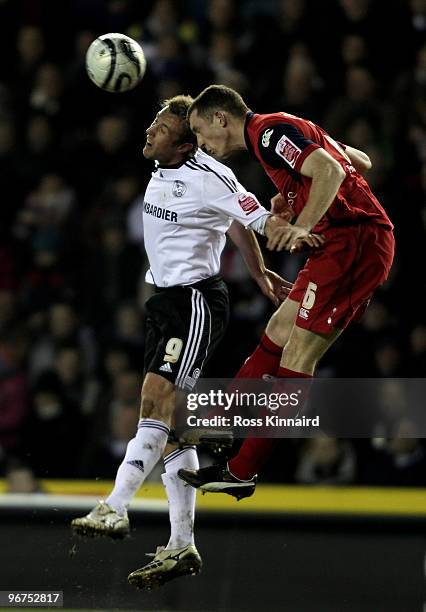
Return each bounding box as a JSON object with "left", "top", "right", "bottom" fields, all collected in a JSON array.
[
  {"left": 302, "top": 282, "right": 317, "bottom": 310},
  {"left": 163, "top": 337, "right": 183, "bottom": 363}
]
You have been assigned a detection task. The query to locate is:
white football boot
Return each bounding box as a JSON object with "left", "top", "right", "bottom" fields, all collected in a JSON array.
[
  {"left": 71, "top": 500, "right": 129, "bottom": 539},
  {"left": 128, "top": 544, "right": 202, "bottom": 590}
]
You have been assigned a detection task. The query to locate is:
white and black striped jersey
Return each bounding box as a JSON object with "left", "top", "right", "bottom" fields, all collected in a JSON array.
[{"left": 143, "top": 149, "right": 268, "bottom": 287}]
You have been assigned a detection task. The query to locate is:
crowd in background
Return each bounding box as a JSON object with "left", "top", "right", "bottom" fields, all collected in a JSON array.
[{"left": 0, "top": 0, "right": 425, "bottom": 489}]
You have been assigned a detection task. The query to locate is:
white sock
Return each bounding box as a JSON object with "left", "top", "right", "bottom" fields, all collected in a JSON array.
[
  {"left": 106, "top": 418, "right": 170, "bottom": 515},
  {"left": 162, "top": 446, "right": 199, "bottom": 550}
]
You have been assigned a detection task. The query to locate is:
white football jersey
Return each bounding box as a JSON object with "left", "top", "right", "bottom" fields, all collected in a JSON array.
[{"left": 143, "top": 149, "right": 269, "bottom": 287}]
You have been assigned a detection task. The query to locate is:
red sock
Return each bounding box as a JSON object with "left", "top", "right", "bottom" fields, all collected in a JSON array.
[
  {"left": 204, "top": 335, "right": 283, "bottom": 420},
  {"left": 234, "top": 333, "right": 283, "bottom": 379},
  {"left": 228, "top": 367, "right": 313, "bottom": 480}
]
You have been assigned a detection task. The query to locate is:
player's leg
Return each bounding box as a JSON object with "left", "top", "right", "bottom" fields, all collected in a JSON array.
[
  {"left": 127, "top": 439, "right": 202, "bottom": 591},
  {"left": 179, "top": 297, "right": 299, "bottom": 497},
  {"left": 104, "top": 372, "right": 175, "bottom": 513},
  {"left": 128, "top": 278, "right": 228, "bottom": 589},
  {"left": 162, "top": 442, "right": 199, "bottom": 550},
  {"left": 179, "top": 305, "right": 342, "bottom": 492},
  {"left": 71, "top": 287, "right": 194, "bottom": 538},
  {"left": 232, "top": 293, "right": 298, "bottom": 379},
  {"left": 71, "top": 372, "right": 174, "bottom": 538},
  {"left": 225, "top": 227, "right": 384, "bottom": 483},
  {"left": 225, "top": 323, "right": 342, "bottom": 481}
]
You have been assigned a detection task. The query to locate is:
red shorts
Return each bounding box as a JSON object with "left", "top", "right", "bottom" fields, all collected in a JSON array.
[{"left": 288, "top": 223, "right": 395, "bottom": 334}]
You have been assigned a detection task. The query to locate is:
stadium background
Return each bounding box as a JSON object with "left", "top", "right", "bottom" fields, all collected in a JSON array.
[{"left": 0, "top": 1, "right": 425, "bottom": 611}]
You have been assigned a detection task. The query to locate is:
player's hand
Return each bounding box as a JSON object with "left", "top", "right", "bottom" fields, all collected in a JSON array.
[
  {"left": 266, "top": 222, "right": 325, "bottom": 253},
  {"left": 290, "top": 232, "right": 325, "bottom": 253},
  {"left": 256, "top": 269, "right": 293, "bottom": 306},
  {"left": 270, "top": 193, "right": 294, "bottom": 222}
]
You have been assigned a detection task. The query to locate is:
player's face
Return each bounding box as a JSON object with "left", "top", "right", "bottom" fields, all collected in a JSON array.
[
  {"left": 144, "top": 108, "right": 184, "bottom": 164},
  {"left": 189, "top": 109, "right": 231, "bottom": 159}
]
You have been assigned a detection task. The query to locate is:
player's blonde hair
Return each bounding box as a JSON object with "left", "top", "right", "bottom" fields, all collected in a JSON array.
[{"left": 161, "top": 95, "right": 197, "bottom": 150}]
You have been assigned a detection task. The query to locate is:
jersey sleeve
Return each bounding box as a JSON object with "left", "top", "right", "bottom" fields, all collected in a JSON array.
[
  {"left": 257, "top": 122, "right": 321, "bottom": 173},
  {"left": 203, "top": 172, "right": 269, "bottom": 228}
]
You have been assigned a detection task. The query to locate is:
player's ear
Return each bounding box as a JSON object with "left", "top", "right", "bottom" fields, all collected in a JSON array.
[
  {"left": 177, "top": 142, "right": 195, "bottom": 155},
  {"left": 214, "top": 111, "right": 227, "bottom": 127}
]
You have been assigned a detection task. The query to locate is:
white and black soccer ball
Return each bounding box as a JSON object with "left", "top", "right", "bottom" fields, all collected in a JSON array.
[{"left": 86, "top": 33, "right": 146, "bottom": 93}]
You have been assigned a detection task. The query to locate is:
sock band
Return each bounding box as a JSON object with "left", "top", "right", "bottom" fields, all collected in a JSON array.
[
  {"left": 277, "top": 366, "right": 313, "bottom": 378},
  {"left": 138, "top": 418, "right": 170, "bottom": 435},
  {"left": 164, "top": 446, "right": 196, "bottom": 468},
  {"left": 106, "top": 418, "right": 170, "bottom": 515}
]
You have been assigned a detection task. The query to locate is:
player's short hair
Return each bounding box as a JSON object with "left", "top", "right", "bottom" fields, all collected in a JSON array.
[
  {"left": 161, "top": 95, "right": 197, "bottom": 149},
  {"left": 188, "top": 85, "right": 250, "bottom": 120}
]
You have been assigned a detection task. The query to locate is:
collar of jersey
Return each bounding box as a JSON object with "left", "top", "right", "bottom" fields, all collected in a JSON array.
[
  {"left": 243, "top": 112, "right": 256, "bottom": 157},
  {"left": 155, "top": 159, "right": 188, "bottom": 169}
]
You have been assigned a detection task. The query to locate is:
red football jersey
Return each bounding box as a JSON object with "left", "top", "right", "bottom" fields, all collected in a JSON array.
[{"left": 244, "top": 112, "right": 393, "bottom": 232}]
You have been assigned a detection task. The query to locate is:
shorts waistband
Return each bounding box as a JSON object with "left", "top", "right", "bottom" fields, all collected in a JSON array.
[{"left": 155, "top": 274, "right": 223, "bottom": 293}]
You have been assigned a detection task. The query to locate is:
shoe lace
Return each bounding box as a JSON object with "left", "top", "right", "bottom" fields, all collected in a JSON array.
[{"left": 145, "top": 545, "right": 165, "bottom": 558}]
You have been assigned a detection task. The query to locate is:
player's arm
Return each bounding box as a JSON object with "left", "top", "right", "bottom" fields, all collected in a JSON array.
[
  {"left": 227, "top": 221, "right": 292, "bottom": 305},
  {"left": 203, "top": 174, "right": 292, "bottom": 304},
  {"left": 294, "top": 148, "right": 346, "bottom": 232},
  {"left": 267, "top": 148, "right": 345, "bottom": 251},
  {"left": 255, "top": 123, "right": 341, "bottom": 251},
  {"left": 344, "top": 145, "right": 372, "bottom": 174}
]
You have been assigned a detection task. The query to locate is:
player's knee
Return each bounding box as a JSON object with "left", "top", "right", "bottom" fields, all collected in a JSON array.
[
  {"left": 140, "top": 392, "right": 155, "bottom": 418},
  {"left": 266, "top": 311, "right": 291, "bottom": 347},
  {"left": 281, "top": 333, "right": 315, "bottom": 372},
  {"left": 140, "top": 387, "right": 174, "bottom": 423},
  {"left": 281, "top": 328, "right": 322, "bottom": 374}
]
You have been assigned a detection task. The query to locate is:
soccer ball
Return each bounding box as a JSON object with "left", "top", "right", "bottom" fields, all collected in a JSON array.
[{"left": 86, "top": 33, "right": 146, "bottom": 93}]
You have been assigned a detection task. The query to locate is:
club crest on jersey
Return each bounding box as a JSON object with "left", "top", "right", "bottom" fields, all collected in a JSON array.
[
  {"left": 172, "top": 180, "right": 187, "bottom": 197},
  {"left": 238, "top": 193, "right": 260, "bottom": 215},
  {"left": 276, "top": 135, "right": 301, "bottom": 168},
  {"left": 261, "top": 128, "right": 274, "bottom": 147}
]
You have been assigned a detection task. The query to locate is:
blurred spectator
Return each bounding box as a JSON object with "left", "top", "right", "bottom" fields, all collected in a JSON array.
[
  {"left": 357, "top": 421, "right": 426, "bottom": 487},
  {"left": 25, "top": 371, "right": 83, "bottom": 477},
  {"left": 83, "top": 174, "right": 142, "bottom": 247},
  {"left": 101, "top": 343, "right": 133, "bottom": 383},
  {"left": 0, "top": 289, "right": 18, "bottom": 334},
  {"left": 294, "top": 436, "right": 356, "bottom": 485},
  {"left": 5, "top": 459, "right": 41, "bottom": 493},
  {"left": 0, "top": 117, "right": 20, "bottom": 231},
  {"left": 82, "top": 216, "right": 143, "bottom": 329},
  {"left": 28, "top": 301, "right": 97, "bottom": 380},
  {"left": 18, "top": 115, "right": 61, "bottom": 191},
  {"left": 28, "top": 63, "right": 65, "bottom": 121},
  {"left": 407, "top": 324, "right": 426, "bottom": 375},
  {"left": 108, "top": 301, "right": 145, "bottom": 363},
  {"left": 280, "top": 45, "right": 324, "bottom": 121},
  {"left": 373, "top": 342, "right": 404, "bottom": 377},
  {"left": 16, "top": 173, "right": 75, "bottom": 239},
  {"left": 52, "top": 344, "right": 100, "bottom": 417},
  {"left": 0, "top": 329, "right": 30, "bottom": 473},
  {"left": 13, "top": 25, "right": 46, "bottom": 92},
  {"left": 144, "top": 0, "right": 180, "bottom": 40},
  {"left": 79, "top": 369, "right": 141, "bottom": 478},
  {"left": 19, "top": 239, "right": 71, "bottom": 319},
  {"left": 207, "top": 0, "right": 237, "bottom": 33}
]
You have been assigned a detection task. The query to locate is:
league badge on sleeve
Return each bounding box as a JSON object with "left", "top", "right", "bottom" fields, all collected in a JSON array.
[{"left": 275, "top": 135, "right": 301, "bottom": 168}]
